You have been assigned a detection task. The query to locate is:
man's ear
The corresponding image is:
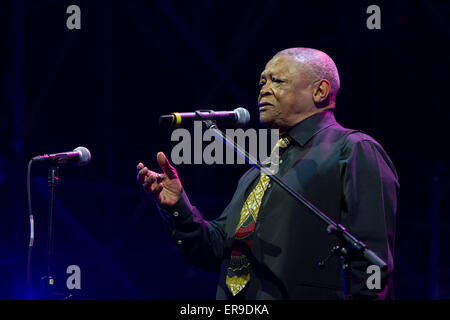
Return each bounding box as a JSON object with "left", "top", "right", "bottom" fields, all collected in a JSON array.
[{"left": 312, "top": 79, "right": 331, "bottom": 107}]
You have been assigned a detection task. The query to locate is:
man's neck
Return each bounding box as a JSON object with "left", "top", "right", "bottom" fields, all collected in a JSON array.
[{"left": 278, "top": 107, "right": 334, "bottom": 136}]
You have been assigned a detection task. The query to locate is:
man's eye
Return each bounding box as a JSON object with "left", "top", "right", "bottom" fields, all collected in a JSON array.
[{"left": 272, "top": 77, "right": 282, "bottom": 83}]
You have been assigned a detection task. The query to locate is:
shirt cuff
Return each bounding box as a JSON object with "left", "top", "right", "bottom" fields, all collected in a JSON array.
[{"left": 160, "top": 189, "right": 194, "bottom": 226}]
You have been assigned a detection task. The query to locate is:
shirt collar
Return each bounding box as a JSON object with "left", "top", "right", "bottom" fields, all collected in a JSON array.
[{"left": 286, "top": 110, "right": 337, "bottom": 147}]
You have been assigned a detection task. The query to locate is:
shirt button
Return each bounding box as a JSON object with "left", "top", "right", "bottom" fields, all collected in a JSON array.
[
  {"left": 177, "top": 239, "right": 183, "bottom": 245},
  {"left": 279, "top": 159, "right": 283, "bottom": 164},
  {"left": 268, "top": 183, "right": 272, "bottom": 188},
  {"left": 173, "top": 211, "right": 179, "bottom": 217}
]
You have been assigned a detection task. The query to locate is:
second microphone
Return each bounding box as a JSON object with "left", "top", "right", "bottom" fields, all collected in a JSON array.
[{"left": 158, "top": 107, "right": 250, "bottom": 128}]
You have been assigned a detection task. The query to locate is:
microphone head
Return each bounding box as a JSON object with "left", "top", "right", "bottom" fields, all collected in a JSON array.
[
  {"left": 74, "top": 146, "right": 91, "bottom": 166},
  {"left": 234, "top": 107, "right": 250, "bottom": 127}
]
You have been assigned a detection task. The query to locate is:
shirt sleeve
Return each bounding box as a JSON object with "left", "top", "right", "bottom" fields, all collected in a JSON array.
[
  {"left": 340, "top": 133, "right": 400, "bottom": 299},
  {"left": 157, "top": 189, "right": 228, "bottom": 273}
]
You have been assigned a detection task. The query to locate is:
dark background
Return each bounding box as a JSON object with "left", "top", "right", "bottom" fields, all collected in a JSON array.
[{"left": 0, "top": 0, "right": 449, "bottom": 299}]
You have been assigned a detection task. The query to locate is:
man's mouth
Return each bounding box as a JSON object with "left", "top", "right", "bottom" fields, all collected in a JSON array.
[{"left": 259, "top": 102, "right": 273, "bottom": 111}]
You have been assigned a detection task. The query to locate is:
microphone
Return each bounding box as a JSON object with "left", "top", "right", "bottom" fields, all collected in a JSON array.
[
  {"left": 32, "top": 146, "right": 91, "bottom": 166},
  {"left": 158, "top": 107, "right": 250, "bottom": 128}
]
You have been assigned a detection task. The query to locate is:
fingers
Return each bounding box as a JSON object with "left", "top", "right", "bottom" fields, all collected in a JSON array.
[
  {"left": 141, "top": 169, "right": 164, "bottom": 195},
  {"left": 157, "top": 152, "right": 177, "bottom": 178},
  {"left": 136, "top": 158, "right": 181, "bottom": 207},
  {"left": 151, "top": 181, "right": 163, "bottom": 195},
  {"left": 137, "top": 164, "right": 149, "bottom": 185},
  {"left": 144, "top": 171, "right": 157, "bottom": 185}
]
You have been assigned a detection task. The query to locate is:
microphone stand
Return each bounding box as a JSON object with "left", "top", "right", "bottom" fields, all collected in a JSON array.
[
  {"left": 200, "top": 118, "right": 387, "bottom": 300},
  {"left": 42, "top": 165, "right": 58, "bottom": 299}
]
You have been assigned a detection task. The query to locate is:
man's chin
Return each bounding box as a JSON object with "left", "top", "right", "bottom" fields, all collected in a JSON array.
[
  {"left": 259, "top": 115, "right": 275, "bottom": 129},
  {"left": 259, "top": 114, "right": 270, "bottom": 126}
]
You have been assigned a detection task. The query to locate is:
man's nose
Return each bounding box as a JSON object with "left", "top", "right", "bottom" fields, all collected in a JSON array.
[{"left": 259, "top": 83, "right": 272, "bottom": 98}]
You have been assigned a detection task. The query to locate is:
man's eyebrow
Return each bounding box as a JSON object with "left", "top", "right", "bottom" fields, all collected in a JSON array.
[
  {"left": 260, "top": 72, "right": 286, "bottom": 81},
  {"left": 259, "top": 71, "right": 272, "bottom": 79}
]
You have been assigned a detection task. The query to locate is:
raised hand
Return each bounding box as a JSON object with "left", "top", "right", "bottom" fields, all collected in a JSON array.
[{"left": 137, "top": 152, "right": 182, "bottom": 208}]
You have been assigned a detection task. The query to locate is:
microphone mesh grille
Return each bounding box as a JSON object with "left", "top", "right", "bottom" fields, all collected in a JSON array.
[
  {"left": 234, "top": 107, "right": 250, "bottom": 127},
  {"left": 74, "top": 147, "right": 91, "bottom": 166}
]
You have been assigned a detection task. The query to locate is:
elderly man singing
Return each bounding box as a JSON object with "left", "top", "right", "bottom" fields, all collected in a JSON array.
[{"left": 137, "top": 47, "right": 399, "bottom": 300}]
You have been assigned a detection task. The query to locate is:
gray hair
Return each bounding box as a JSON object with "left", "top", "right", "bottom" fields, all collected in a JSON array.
[{"left": 275, "top": 47, "right": 340, "bottom": 104}]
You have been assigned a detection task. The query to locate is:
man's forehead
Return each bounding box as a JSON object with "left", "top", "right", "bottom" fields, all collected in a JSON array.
[{"left": 261, "top": 55, "right": 304, "bottom": 77}]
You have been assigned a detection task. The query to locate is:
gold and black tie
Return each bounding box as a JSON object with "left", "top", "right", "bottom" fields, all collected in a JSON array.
[{"left": 226, "top": 136, "right": 290, "bottom": 296}]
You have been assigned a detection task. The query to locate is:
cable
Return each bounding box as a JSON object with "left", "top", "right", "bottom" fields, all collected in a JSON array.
[{"left": 26, "top": 159, "right": 34, "bottom": 298}]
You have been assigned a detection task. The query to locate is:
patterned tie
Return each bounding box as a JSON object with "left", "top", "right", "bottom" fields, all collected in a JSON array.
[{"left": 226, "top": 136, "right": 290, "bottom": 296}]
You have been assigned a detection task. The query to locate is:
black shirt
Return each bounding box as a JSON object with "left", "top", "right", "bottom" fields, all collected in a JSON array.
[{"left": 160, "top": 110, "right": 399, "bottom": 299}]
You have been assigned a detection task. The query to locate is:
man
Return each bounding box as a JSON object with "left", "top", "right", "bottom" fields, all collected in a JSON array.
[{"left": 137, "top": 48, "right": 399, "bottom": 300}]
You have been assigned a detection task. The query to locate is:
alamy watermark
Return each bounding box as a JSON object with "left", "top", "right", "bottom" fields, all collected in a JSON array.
[
  {"left": 170, "top": 121, "right": 281, "bottom": 174},
  {"left": 366, "top": 265, "right": 381, "bottom": 290},
  {"left": 366, "top": 5, "right": 381, "bottom": 30},
  {"left": 66, "top": 5, "right": 81, "bottom": 30},
  {"left": 66, "top": 264, "right": 81, "bottom": 290},
  {"left": 64, "top": 5, "right": 380, "bottom": 31}
]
